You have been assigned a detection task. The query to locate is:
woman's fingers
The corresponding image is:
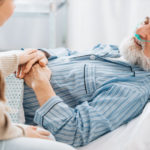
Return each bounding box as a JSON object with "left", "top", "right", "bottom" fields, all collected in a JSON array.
[
  {"left": 27, "top": 52, "right": 38, "bottom": 62},
  {"left": 19, "top": 49, "right": 37, "bottom": 65},
  {"left": 16, "top": 66, "right": 21, "bottom": 78},
  {"left": 26, "top": 49, "right": 37, "bottom": 54},
  {"left": 17, "top": 50, "right": 48, "bottom": 76},
  {"left": 25, "top": 126, "right": 51, "bottom": 140},
  {"left": 16, "top": 65, "right": 26, "bottom": 79},
  {"left": 30, "top": 126, "right": 51, "bottom": 140},
  {"left": 39, "top": 57, "right": 48, "bottom": 67},
  {"left": 24, "top": 55, "right": 44, "bottom": 73},
  {"left": 25, "top": 49, "right": 38, "bottom": 62},
  {"left": 37, "top": 129, "right": 50, "bottom": 136},
  {"left": 19, "top": 65, "right": 26, "bottom": 78},
  {"left": 30, "top": 126, "right": 38, "bottom": 130}
]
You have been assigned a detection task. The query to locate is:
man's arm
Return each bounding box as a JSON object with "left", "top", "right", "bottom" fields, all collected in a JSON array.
[
  {"left": 24, "top": 65, "right": 149, "bottom": 147},
  {"left": 33, "top": 79, "right": 148, "bottom": 147}
]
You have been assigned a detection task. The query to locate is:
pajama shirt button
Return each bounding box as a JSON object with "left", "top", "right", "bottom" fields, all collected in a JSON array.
[{"left": 90, "top": 55, "right": 96, "bottom": 60}]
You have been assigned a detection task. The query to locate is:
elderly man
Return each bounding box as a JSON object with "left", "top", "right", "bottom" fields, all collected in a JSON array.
[{"left": 22, "top": 18, "right": 150, "bottom": 147}]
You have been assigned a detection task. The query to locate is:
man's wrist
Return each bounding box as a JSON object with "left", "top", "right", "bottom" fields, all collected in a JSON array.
[{"left": 33, "top": 81, "right": 56, "bottom": 106}]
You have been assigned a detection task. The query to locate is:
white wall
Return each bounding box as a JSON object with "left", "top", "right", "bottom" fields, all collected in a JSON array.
[
  {"left": 0, "top": 1, "right": 67, "bottom": 50},
  {"left": 0, "top": 14, "right": 50, "bottom": 50},
  {"left": 67, "top": 0, "right": 150, "bottom": 51},
  {"left": 1, "top": 0, "right": 150, "bottom": 51}
]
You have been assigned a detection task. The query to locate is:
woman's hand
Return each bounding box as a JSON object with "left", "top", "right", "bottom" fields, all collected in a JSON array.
[
  {"left": 19, "top": 49, "right": 38, "bottom": 65},
  {"left": 17, "top": 50, "right": 48, "bottom": 78},
  {"left": 25, "top": 126, "right": 51, "bottom": 140}
]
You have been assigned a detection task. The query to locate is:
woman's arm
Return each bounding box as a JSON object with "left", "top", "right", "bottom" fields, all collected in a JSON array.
[
  {"left": 0, "top": 49, "right": 38, "bottom": 77},
  {"left": 0, "top": 54, "right": 51, "bottom": 140},
  {"left": 0, "top": 102, "right": 25, "bottom": 140},
  {"left": 0, "top": 102, "right": 52, "bottom": 140},
  {"left": 0, "top": 51, "right": 20, "bottom": 77},
  {"left": 0, "top": 70, "right": 25, "bottom": 139}
]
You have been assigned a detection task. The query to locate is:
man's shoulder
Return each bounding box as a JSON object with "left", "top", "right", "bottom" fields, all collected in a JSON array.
[{"left": 91, "top": 43, "right": 120, "bottom": 58}]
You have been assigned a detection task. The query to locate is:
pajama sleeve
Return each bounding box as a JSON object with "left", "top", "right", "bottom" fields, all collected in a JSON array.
[{"left": 34, "top": 79, "right": 148, "bottom": 147}]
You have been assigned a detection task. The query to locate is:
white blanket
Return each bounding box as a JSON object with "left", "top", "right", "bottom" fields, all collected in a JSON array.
[{"left": 78, "top": 102, "right": 150, "bottom": 150}]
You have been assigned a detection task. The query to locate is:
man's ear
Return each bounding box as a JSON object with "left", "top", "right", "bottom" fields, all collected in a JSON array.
[{"left": 0, "top": 71, "right": 6, "bottom": 102}]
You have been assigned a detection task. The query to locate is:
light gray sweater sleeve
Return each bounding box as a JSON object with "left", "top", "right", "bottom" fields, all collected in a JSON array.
[
  {"left": 0, "top": 51, "right": 25, "bottom": 140},
  {"left": 0, "top": 51, "right": 22, "bottom": 77},
  {"left": 0, "top": 102, "right": 25, "bottom": 140}
]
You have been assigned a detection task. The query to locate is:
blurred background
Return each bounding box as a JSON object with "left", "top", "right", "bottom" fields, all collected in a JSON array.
[{"left": 0, "top": 0, "right": 150, "bottom": 51}]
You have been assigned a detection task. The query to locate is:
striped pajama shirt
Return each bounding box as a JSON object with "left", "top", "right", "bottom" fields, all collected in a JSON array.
[{"left": 23, "top": 44, "right": 150, "bottom": 147}]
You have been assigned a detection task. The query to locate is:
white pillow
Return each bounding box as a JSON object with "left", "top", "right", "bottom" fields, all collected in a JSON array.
[{"left": 5, "top": 74, "right": 25, "bottom": 123}]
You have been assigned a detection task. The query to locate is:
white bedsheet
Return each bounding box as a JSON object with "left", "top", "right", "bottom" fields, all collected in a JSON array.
[{"left": 78, "top": 102, "right": 150, "bottom": 150}]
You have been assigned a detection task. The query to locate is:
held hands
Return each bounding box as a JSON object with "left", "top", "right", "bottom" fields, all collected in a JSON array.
[
  {"left": 17, "top": 49, "right": 48, "bottom": 78},
  {"left": 19, "top": 50, "right": 56, "bottom": 105}
]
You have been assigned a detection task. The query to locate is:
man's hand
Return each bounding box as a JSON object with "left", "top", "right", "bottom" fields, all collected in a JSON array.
[
  {"left": 17, "top": 50, "right": 48, "bottom": 78},
  {"left": 24, "top": 63, "right": 51, "bottom": 88},
  {"left": 24, "top": 64, "right": 56, "bottom": 106}
]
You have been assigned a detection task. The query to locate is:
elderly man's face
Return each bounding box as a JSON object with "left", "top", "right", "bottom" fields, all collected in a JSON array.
[
  {"left": 136, "top": 17, "right": 150, "bottom": 41},
  {"left": 119, "top": 17, "right": 150, "bottom": 70}
]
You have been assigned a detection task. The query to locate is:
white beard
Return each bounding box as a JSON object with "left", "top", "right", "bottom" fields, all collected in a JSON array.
[{"left": 119, "top": 37, "right": 150, "bottom": 71}]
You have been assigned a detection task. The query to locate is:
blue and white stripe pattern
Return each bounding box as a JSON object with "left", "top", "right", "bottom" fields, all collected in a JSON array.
[{"left": 23, "top": 44, "right": 150, "bottom": 147}]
